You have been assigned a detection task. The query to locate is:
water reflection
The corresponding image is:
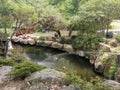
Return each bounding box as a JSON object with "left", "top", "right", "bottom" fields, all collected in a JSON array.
[{"left": 13, "top": 44, "right": 98, "bottom": 80}]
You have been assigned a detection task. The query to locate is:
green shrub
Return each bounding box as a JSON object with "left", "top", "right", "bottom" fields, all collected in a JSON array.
[
  {"left": 63, "top": 71, "right": 112, "bottom": 90},
  {"left": 0, "top": 57, "right": 15, "bottom": 66},
  {"left": 105, "top": 65, "right": 117, "bottom": 79},
  {"left": 60, "top": 37, "right": 72, "bottom": 44},
  {"left": 11, "top": 52, "right": 26, "bottom": 63},
  {"left": 11, "top": 61, "right": 46, "bottom": 79},
  {"left": 116, "top": 34, "right": 120, "bottom": 43},
  {"left": 0, "top": 33, "right": 9, "bottom": 39},
  {"left": 63, "top": 71, "right": 83, "bottom": 87},
  {"left": 72, "top": 33, "right": 101, "bottom": 50},
  {"left": 35, "top": 28, "right": 42, "bottom": 32}
]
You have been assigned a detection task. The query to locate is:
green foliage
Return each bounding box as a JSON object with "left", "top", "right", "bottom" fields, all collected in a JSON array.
[
  {"left": 11, "top": 61, "right": 46, "bottom": 79},
  {"left": 0, "top": 0, "right": 13, "bottom": 33},
  {"left": 63, "top": 71, "right": 112, "bottom": 90},
  {"left": 116, "top": 34, "right": 120, "bottom": 43},
  {"left": 72, "top": 33, "right": 101, "bottom": 50},
  {"left": 63, "top": 71, "right": 84, "bottom": 87},
  {"left": 60, "top": 37, "right": 72, "bottom": 44},
  {"left": 105, "top": 65, "right": 118, "bottom": 79},
  {"left": 101, "top": 55, "right": 118, "bottom": 79},
  {"left": 0, "top": 33, "right": 9, "bottom": 39},
  {"left": 0, "top": 57, "right": 15, "bottom": 66},
  {"left": 11, "top": 51, "right": 26, "bottom": 63}
]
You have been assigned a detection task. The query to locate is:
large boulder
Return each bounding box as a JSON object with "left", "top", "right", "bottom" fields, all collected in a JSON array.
[
  {"left": 104, "top": 80, "right": 120, "bottom": 90},
  {"left": 25, "top": 69, "right": 65, "bottom": 83},
  {"left": 0, "top": 66, "right": 12, "bottom": 84}
]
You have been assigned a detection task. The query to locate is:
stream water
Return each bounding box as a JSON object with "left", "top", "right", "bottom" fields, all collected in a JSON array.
[{"left": 13, "top": 44, "right": 98, "bottom": 80}]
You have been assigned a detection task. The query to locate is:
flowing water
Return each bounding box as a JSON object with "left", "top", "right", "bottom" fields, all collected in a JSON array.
[{"left": 13, "top": 44, "right": 98, "bottom": 80}]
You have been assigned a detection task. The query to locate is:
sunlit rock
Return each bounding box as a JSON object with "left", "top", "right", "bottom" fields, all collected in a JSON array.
[
  {"left": 28, "top": 38, "right": 35, "bottom": 45},
  {"left": 63, "top": 44, "right": 74, "bottom": 52},
  {"left": 25, "top": 69, "right": 65, "bottom": 83},
  {"left": 12, "top": 36, "right": 19, "bottom": 42},
  {"left": 43, "top": 41, "right": 53, "bottom": 46},
  {"left": 51, "top": 42, "right": 63, "bottom": 49},
  {"left": 104, "top": 80, "right": 120, "bottom": 90}
]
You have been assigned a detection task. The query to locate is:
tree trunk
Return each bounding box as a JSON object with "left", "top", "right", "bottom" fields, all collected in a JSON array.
[
  {"left": 4, "top": 27, "right": 7, "bottom": 34},
  {"left": 69, "top": 29, "right": 72, "bottom": 37}
]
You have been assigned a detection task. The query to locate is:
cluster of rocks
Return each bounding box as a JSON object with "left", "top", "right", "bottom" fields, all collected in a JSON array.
[
  {"left": 11, "top": 35, "right": 117, "bottom": 66},
  {"left": 0, "top": 66, "right": 80, "bottom": 90},
  {"left": 1, "top": 66, "right": 120, "bottom": 90},
  {"left": 25, "top": 69, "right": 80, "bottom": 90},
  {"left": 12, "top": 35, "right": 74, "bottom": 52},
  {"left": 11, "top": 34, "right": 120, "bottom": 87}
]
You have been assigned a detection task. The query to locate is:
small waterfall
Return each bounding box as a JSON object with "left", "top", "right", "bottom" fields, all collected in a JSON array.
[{"left": 8, "top": 40, "right": 13, "bottom": 50}]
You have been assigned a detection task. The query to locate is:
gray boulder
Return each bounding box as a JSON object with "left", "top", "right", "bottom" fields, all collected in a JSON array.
[
  {"left": 25, "top": 69, "right": 65, "bottom": 83},
  {"left": 0, "top": 66, "right": 12, "bottom": 84},
  {"left": 104, "top": 80, "right": 120, "bottom": 89}
]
